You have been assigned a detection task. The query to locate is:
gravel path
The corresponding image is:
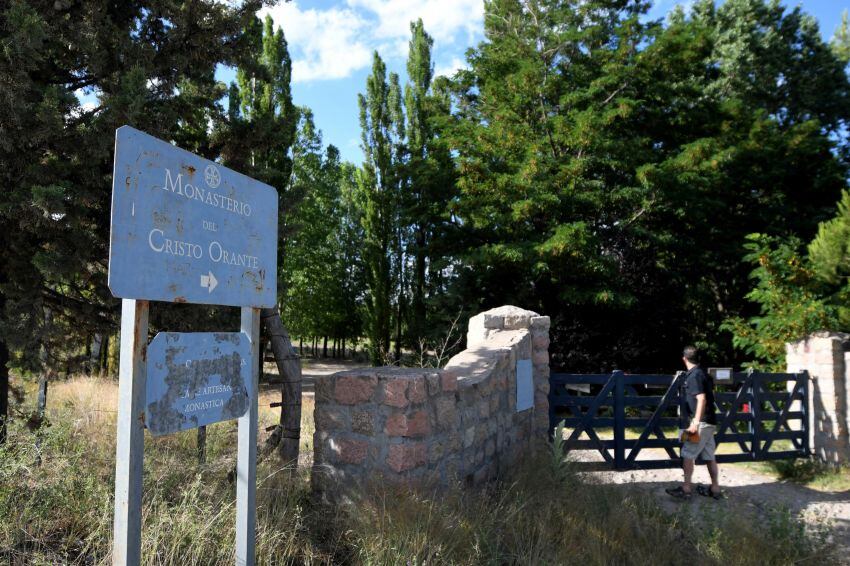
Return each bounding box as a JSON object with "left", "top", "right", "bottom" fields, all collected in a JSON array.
[
  {"left": 260, "top": 358, "right": 369, "bottom": 394},
  {"left": 568, "top": 449, "right": 850, "bottom": 555}
]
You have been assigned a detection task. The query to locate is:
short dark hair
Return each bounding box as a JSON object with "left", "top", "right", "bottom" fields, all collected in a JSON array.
[{"left": 683, "top": 345, "right": 700, "bottom": 364}]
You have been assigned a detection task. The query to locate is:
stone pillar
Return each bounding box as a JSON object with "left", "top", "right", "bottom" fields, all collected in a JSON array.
[
  {"left": 464, "top": 306, "right": 550, "bottom": 441},
  {"left": 786, "top": 332, "right": 850, "bottom": 463},
  {"left": 531, "top": 316, "right": 550, "bottom": 439}
]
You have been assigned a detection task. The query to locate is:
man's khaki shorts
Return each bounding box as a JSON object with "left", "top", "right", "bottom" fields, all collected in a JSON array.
[{"left": 680, "top": 423, "right": 716, "bottom": 461}]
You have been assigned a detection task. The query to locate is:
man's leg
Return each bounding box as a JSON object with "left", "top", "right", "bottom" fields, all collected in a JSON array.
[
  {"left": 683, "top": 458, "right": 695, "bottom": 493},
  {"left": 706, "top": 460, "right": 720, "bottom": 494}
]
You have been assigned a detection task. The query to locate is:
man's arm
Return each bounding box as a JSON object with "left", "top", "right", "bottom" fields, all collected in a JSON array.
[{"left": 688, "top": 393, "right": 706, "bottom": 433}]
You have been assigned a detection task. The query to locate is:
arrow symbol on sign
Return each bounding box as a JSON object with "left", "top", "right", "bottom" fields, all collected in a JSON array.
[{"left": 200, "top": 271, "right": 218, "bottom": 293}]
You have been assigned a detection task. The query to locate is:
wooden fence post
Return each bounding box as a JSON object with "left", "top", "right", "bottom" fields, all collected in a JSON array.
[
  {"left": 751, "top": 373, "right": 762, "bottom": 460},
  {"left": 802, "top": 371, "right": 812, "bottom": 456},
  {"left": 197, "top": 426, "right": 207, "bottom": 465},
  {"left": 614, "top": 371, "right": 625, "bottom": 470},
  {"left": 35, "top": 376, "right": 48, "bottom": 466}
]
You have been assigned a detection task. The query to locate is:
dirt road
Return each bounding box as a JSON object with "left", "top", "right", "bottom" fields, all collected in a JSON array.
[{"left": 569, "top": 450, "right": 850, "bottom": 554}]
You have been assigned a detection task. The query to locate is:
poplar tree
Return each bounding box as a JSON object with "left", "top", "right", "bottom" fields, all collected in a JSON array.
[
  {"left": 357, "top": 53, "right": 405, "bottom": 364},
  {"left": 215, "top": 14, "right": 297, "bottom": 277},
  {"left": 403, "top": 19, "right": 451, "bottom": 350}
]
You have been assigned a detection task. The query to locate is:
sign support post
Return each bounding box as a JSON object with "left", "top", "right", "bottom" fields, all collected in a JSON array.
[
  {"left": 107, "top": 126, "right": 278, "bottom": 564},
  {"left": 113, "top": 299, "right": 149, "bottom": 566},
  {"left": 236, "top": 307, "right": 260, "bottom": 566}
]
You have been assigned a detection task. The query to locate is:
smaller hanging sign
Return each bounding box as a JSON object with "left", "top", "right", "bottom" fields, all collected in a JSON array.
[{"left": 145, "top": 332, "right": 252, "bottom": 436}]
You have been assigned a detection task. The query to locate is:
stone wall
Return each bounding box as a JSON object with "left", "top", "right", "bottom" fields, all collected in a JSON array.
[
  {"left": 312, "top": 306, "right": 550, "bottom": 495},
  {"left": 786, "top": 332, "right": 850, "bottom": 463}
]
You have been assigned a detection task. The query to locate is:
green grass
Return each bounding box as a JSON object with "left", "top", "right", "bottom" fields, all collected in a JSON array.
[
  {"left": 749, "top": 459, "right": 850, "bottom": 491},
  {"left": 0, "top": 376, "right": 840, "bottom": 565}
]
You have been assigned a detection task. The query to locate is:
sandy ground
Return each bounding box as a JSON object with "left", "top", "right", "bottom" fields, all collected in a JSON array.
[
  {"left": 569, "top": 448, "right": 850, "bottom": 555},
  {"left": 260, "top": 358, "right": 369, "bottom": 395}
]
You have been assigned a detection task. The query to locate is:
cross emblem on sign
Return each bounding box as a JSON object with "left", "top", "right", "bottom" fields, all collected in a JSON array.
[{"left": 204, "top": 164, "right": 221, "bottom": 188}]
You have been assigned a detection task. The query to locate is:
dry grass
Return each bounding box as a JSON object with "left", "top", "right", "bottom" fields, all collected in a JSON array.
[{"left": 0, "top": 375, "right": 838, "bottom": 565}]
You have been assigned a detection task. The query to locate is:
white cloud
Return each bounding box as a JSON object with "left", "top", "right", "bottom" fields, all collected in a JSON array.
[
  {"left": 260, "top": 2, "right": 373, "bottom": 82},
  {"left": 433, "top": 56, "right": 466, "bottom": 79},
  {"left": 261, "top": 0, "right": 484, "bottom": 83},
  {"left": 347, "top": 0, "right": 483, "bottom": 44}
]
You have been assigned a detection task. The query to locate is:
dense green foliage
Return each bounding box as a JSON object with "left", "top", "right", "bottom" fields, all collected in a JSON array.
[
  {"left": 2, "top": 0, "right": 850, "bottom": 379},
  {"left": 722, "top": 234, "right": 837, "bottom": 370},
  {"left": 727, "top": 187, "right": 850, "bottom": 370},
  {"left": 443, "top": 0, "right": 850, "bottom": 371},
  {"left": 281, "top": 110, "right": 364, "bottom": 349}
]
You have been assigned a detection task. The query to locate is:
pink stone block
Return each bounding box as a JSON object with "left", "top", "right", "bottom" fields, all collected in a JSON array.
[
  {"left": 406, "top": 410, "right": 431, "bottom": 437},
  {"left": 384, "top": 410, "right": 430, "bottom": 437},
  {"left": 532, "top": 334, "right": 550, "bottom": 350},
  {"left": 335, "top": 438, "right": 368, "bottom": 464},
  {"left": 532, "top": 349, "right": 549, "bottom": 365},
  {"left": 441, "top": 372, "right": 458, "bottom": 392},
  {"left": 387, "top": 442, "right": 427, "bottom": 473},
  {"left": 383, "top": 379, "right": 409, "bottom": 408},
  {"left": 435, "top": 397, "right": 458, "bottom": 431},
  {"left": 534, "top": 391, "right": 548, "bottom": 408},
  {"left": 409, "top": 377, "right": 427, "bottom": 403},
  {"left": 385, "top": 413, "right": 408, "bottom": 436},
  {"left": 334, "top": 375, "right": 378, "bottom": 405}
]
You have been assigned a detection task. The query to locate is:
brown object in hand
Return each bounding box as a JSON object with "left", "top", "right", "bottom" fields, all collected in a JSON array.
[{"left": 681, "top": 430, "right": 700, "bottom": 443}]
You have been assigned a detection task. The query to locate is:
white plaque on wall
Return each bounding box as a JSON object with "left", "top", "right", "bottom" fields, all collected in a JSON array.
[{"left": 516, "top": 359, "right": 533, "bottom": 412}]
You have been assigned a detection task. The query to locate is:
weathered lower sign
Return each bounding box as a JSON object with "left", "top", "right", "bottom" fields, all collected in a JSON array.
[
  {"left": 145, "top": 332, "right": 252, "bottom": 436},
  {"left": 108, "top": 125, "right": 278, "bottom": 307}
]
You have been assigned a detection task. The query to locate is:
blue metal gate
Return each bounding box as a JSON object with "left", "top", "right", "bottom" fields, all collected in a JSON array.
[{"left": 548, "top": 371, "right": 810, "bottom": 470}]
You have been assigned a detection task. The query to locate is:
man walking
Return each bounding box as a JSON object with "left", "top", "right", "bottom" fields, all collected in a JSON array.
[{"left": 666, "top": 346, "right": 722, "bottom": 500}]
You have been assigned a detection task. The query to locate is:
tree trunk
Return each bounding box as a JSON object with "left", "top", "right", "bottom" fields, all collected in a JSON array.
[
  {"left": 342, "top": 337, "right": 346, "bottom": 359},
  {"left": 197, "top": 426, "right": 207, "bottom": 465},
  {"left": 322, "top": 336, "right": 327, "bottom": 358},
  {"left": 259, "top": 335, "right": 266, "bottom": 383},
  {"left": 90, "top": 333, "right": 103, "bottom": 375},
  {"left": 395, "top": 293, "right": 403, "bottom": 363},
  {"left": 260, "top": 307, "right": 301, "bottom": 467},
  {"left": 412, "top": 227, "right": 427, "bottom": 356},
  {"left": 84, "top": 337, "right": 92, "bottom": 374},
  {"left": 100, "top": 334, "right": 110, "bottom": 374},
  {"left": 0, "top": 337, "right": 8, "bottom": 445}
]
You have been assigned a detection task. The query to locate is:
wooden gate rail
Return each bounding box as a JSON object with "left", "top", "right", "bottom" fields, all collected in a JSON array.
[{"left": 549, "top": 370, "right": 810, "bottom": 470}]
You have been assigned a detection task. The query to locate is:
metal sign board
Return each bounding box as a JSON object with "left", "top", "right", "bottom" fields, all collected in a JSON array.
[
  {"left": 709, "top": 367, "right": 733, "bottom": 381},
  {"left": 145, "top": 332, "right": 252, "bottom": 436},
  {"left": 516, "top": 359, "right": 533, "bottom": 412},
  {"left": 108, "top": 126, "right": 278, "bottom": 307}
]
